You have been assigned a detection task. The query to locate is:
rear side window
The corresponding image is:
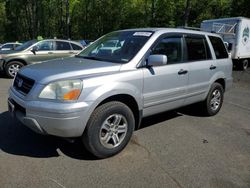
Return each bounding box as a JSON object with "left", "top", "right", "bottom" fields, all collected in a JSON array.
[
  {"left": 2, "top": 44, "right": 14, "bottom": 49},
  {"left": 151, "top": 37, "right": 183, "bottom": 64},
  {"left": 71, "top": 43, "right": 83, "bottom": 50},
  {"left": 56, "top": 41, "right": 71, "bottom": 50},
  {"left": 185, "top": 35, "right": 211, "bottom": 61},
  {"left": 209, "top": 36, "right": 228, "bottom": 59}
]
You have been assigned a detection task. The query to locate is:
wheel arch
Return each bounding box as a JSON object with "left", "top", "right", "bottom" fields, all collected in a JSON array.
[
  {"left": 5, "top": 58, "right": 27, "bottom": 68},
  {"left": 209, "top": 71, "right": 226, "bottom": 90},
  {"left": 96, "top": 94, "right": 142, "bottom": 130},
  {"left": 214, "top": 78, "right": 225, "bottom": 91}
]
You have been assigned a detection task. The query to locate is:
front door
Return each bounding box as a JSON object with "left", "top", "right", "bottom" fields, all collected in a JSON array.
[
  {"left": 142, "top": 34, "right": 189, "bottom": 117},
  {"left": 26, "top": 40, "right": 56, "bottom": 64}
]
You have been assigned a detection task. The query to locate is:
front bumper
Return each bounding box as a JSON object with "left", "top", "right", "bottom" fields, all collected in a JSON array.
[{"left": 8, "top": 87, "right": 93, "bottom": 137}]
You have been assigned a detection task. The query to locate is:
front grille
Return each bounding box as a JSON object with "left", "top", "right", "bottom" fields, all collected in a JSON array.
[{"left": 13, "top": 73, "right": 35, "bottom": 95}]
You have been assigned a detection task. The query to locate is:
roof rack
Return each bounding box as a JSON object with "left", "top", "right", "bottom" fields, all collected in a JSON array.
[{"left": 177, "top": 26, "right": 201, "bottom": 31}]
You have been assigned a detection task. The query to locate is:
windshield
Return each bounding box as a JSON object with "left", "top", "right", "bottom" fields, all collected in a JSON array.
[
  {"left": 77, "top": 31, "right": 153, "bottom": 63},
  {"left": 15, "top": 39, "right": 37, "bottom": 51}
]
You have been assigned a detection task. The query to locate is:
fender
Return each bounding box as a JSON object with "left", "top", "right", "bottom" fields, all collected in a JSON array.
[{"left": 207, "top": 70, "right": 226, "bottom": 96}]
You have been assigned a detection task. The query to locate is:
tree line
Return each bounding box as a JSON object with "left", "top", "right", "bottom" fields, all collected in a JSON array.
[{"left": 0, "top": 0, "right": 249, "bottom": 43}]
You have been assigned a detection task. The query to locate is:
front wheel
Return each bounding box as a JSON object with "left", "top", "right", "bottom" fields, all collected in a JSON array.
[
  {"left": 82, "top": 101, "right": 135, "bottom": 158},
  {"left": 203, "top": 83, "right": 224, "bottom": 116},
  {"left": 5, "top": 61, "right": 24, "bottom": 78}
]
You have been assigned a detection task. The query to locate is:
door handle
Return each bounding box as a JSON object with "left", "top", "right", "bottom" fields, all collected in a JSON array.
[
  {"left": 178, "top": 69, "right": 188, "bottom": 75},
  {"left": 48, "top": 52, "right": 53, "bottom": 54},
  {"left": 69, "top": 51, "right": 74, "bottom": 54},
  {"left": 210, "top": 65, "right": 217, "bottom": 70}
]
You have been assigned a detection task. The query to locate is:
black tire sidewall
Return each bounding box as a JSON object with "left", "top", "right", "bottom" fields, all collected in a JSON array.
[
  {"left": 242, "top": 59, "right": 248, "bottom": 70},
  {"left": 5, "top": 61, "right": 24, "bottom": 78},
  {"left": 206, "top": 83, "right": 224, "bottom": 116},
  {"left": 83, "top": 101, "right": 135, "bottom": 158}
]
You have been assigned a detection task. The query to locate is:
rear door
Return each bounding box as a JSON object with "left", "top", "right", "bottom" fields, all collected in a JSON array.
[
  {"left": 184, "top": 34, "right": 215, "bottom": 105},
  {"left": 54, "top": 41, "right": 74, "bottom": 58},
  {"left": 142, "top": 34, "right": 189, "bottom": 117}
]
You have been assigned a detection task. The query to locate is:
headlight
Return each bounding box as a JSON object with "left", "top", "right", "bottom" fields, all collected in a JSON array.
[{"left": 39, "top": 80, "right": 82, "bottom": 101}]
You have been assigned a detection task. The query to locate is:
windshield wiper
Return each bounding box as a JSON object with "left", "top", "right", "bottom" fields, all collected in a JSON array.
[
  {"left": 75, "top": 55, "right": 103, "bottom": 61},
  {"left": 75, "top": 55, "right": 124, "bottom": 64}
]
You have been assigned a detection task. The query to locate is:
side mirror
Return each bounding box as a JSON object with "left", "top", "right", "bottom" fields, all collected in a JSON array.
[
  {"left": 224, "top": 42, "right": 229, "bottom": 49},
  {"left": 31, "top": 46, "right": 38, "bottom": 54},
  {"left": 147, "top": 55, "right": 168, "bottom": 67}
]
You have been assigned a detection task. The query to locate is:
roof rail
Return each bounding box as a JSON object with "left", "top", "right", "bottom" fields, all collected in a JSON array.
[{"left": 177, "top": 26, "right": 201, "bottom": 31}]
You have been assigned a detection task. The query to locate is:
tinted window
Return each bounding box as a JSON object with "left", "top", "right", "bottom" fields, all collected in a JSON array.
[
  {"left": 56, "top": 41, "right": 71, "bottom": 50},
  {"left": 2, "top": 44, "right": 14, "bottom": 49},
  {"left": 185, "top": 36, "right": 211, "bottom": 61},
  {"left": 151, "top": 37, "right": 182, "bottom": 64},
  {"left": 71, "top": 43, "right": 83, "bottom": 50},
  {"left": 15, "top": 40, "right": 37, "bottom": 51},
  {"left": 36, "top": 41, "right": 54, "bottom": 51},
  {"left": 209, "top": 36, "right": 228, "bottom": 59}
]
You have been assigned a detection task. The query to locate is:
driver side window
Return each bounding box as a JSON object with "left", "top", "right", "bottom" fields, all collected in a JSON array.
[
  {"left": 151, "top": 37, "right": 183, "bottom": 64},
  {"left": 35, "top": 41, "right": 54, "bottom": 51}
]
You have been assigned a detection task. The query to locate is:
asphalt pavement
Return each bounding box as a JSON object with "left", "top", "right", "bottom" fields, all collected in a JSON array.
[{"left": 0, "top": 70, "right": 249, "bottom": 188}]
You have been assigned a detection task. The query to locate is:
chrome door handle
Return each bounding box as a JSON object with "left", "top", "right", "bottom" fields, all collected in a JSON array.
[
  {"left": 210, "top": 65, "right": 217, "bottom": 70},
  {"left": 178, "top": 69, "right": 188, "bottom": 75}
]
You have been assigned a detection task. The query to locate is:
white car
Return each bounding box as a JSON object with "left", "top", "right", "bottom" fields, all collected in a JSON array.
[{"left": 0, "top": 42, "right": 22, "bottom": 51}]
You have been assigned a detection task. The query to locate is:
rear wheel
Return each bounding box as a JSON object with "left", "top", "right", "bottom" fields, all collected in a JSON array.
[
  {"left": 82, "top": 101, "right": 135, "bottom": 158},
  {"left": 203, "top": 83, "right": 224, "bottom": 116},
  {"left": 240, "top": 59, "right": 248, "bottom": 71},
  {"left": 5, "top": 61, "right": 24, "bottom": 78}
]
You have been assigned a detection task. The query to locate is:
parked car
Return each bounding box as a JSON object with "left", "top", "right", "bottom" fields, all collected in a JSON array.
[
  {"left": 0, "top": 39, "right": 83, "bottom": 77},
  {"left": 0, "top": 42, "right": 22, "bottom": 51},
  {"left": 201, "top": 17, "right": 250, "bottom": 70},
  {"left": 8, "top": 28, "right": 233, "bottom": 158},
  {"left": 0, "top": 40, "right": 37, "bottom": 55}
]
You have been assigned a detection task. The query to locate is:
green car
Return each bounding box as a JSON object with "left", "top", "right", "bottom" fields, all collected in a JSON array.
[{"left": 0, "top": 39, "right": 83, "bottom": 78}]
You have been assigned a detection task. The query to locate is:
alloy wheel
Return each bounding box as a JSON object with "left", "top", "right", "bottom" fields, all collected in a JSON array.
[{"left": 99, "top": 114, "right": 128, "bottom": 149}]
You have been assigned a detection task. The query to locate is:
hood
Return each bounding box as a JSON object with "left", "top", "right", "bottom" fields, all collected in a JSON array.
[{"left": 19, "top": 57, "right": 122, "bottom": 84}]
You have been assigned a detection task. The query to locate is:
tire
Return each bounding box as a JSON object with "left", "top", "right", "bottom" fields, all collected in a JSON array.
[
  {"left": 203, "top": 83, "right": 224, "bottom": 116},
  {"left": 82, "top": 101, "right": 135, "bottom": 158},
  {"left": 5, "top": 61, "right": 24, "bottom": 78},
  {"left": 240, "top": 59, "right": 248, "bottom": 71}
]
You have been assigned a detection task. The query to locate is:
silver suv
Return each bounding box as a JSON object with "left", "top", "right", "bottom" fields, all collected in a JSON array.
[{"left": 8, "top": 28, "right": 233, "bottom": 158}]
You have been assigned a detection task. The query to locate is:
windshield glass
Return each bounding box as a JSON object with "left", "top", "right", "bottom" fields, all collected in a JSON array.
[
  {"left": 15, "top": 39, "right": 37, "bottom": 51},
  {"left": 77, "top": 31, "right": 153, "bottom": 63}
]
